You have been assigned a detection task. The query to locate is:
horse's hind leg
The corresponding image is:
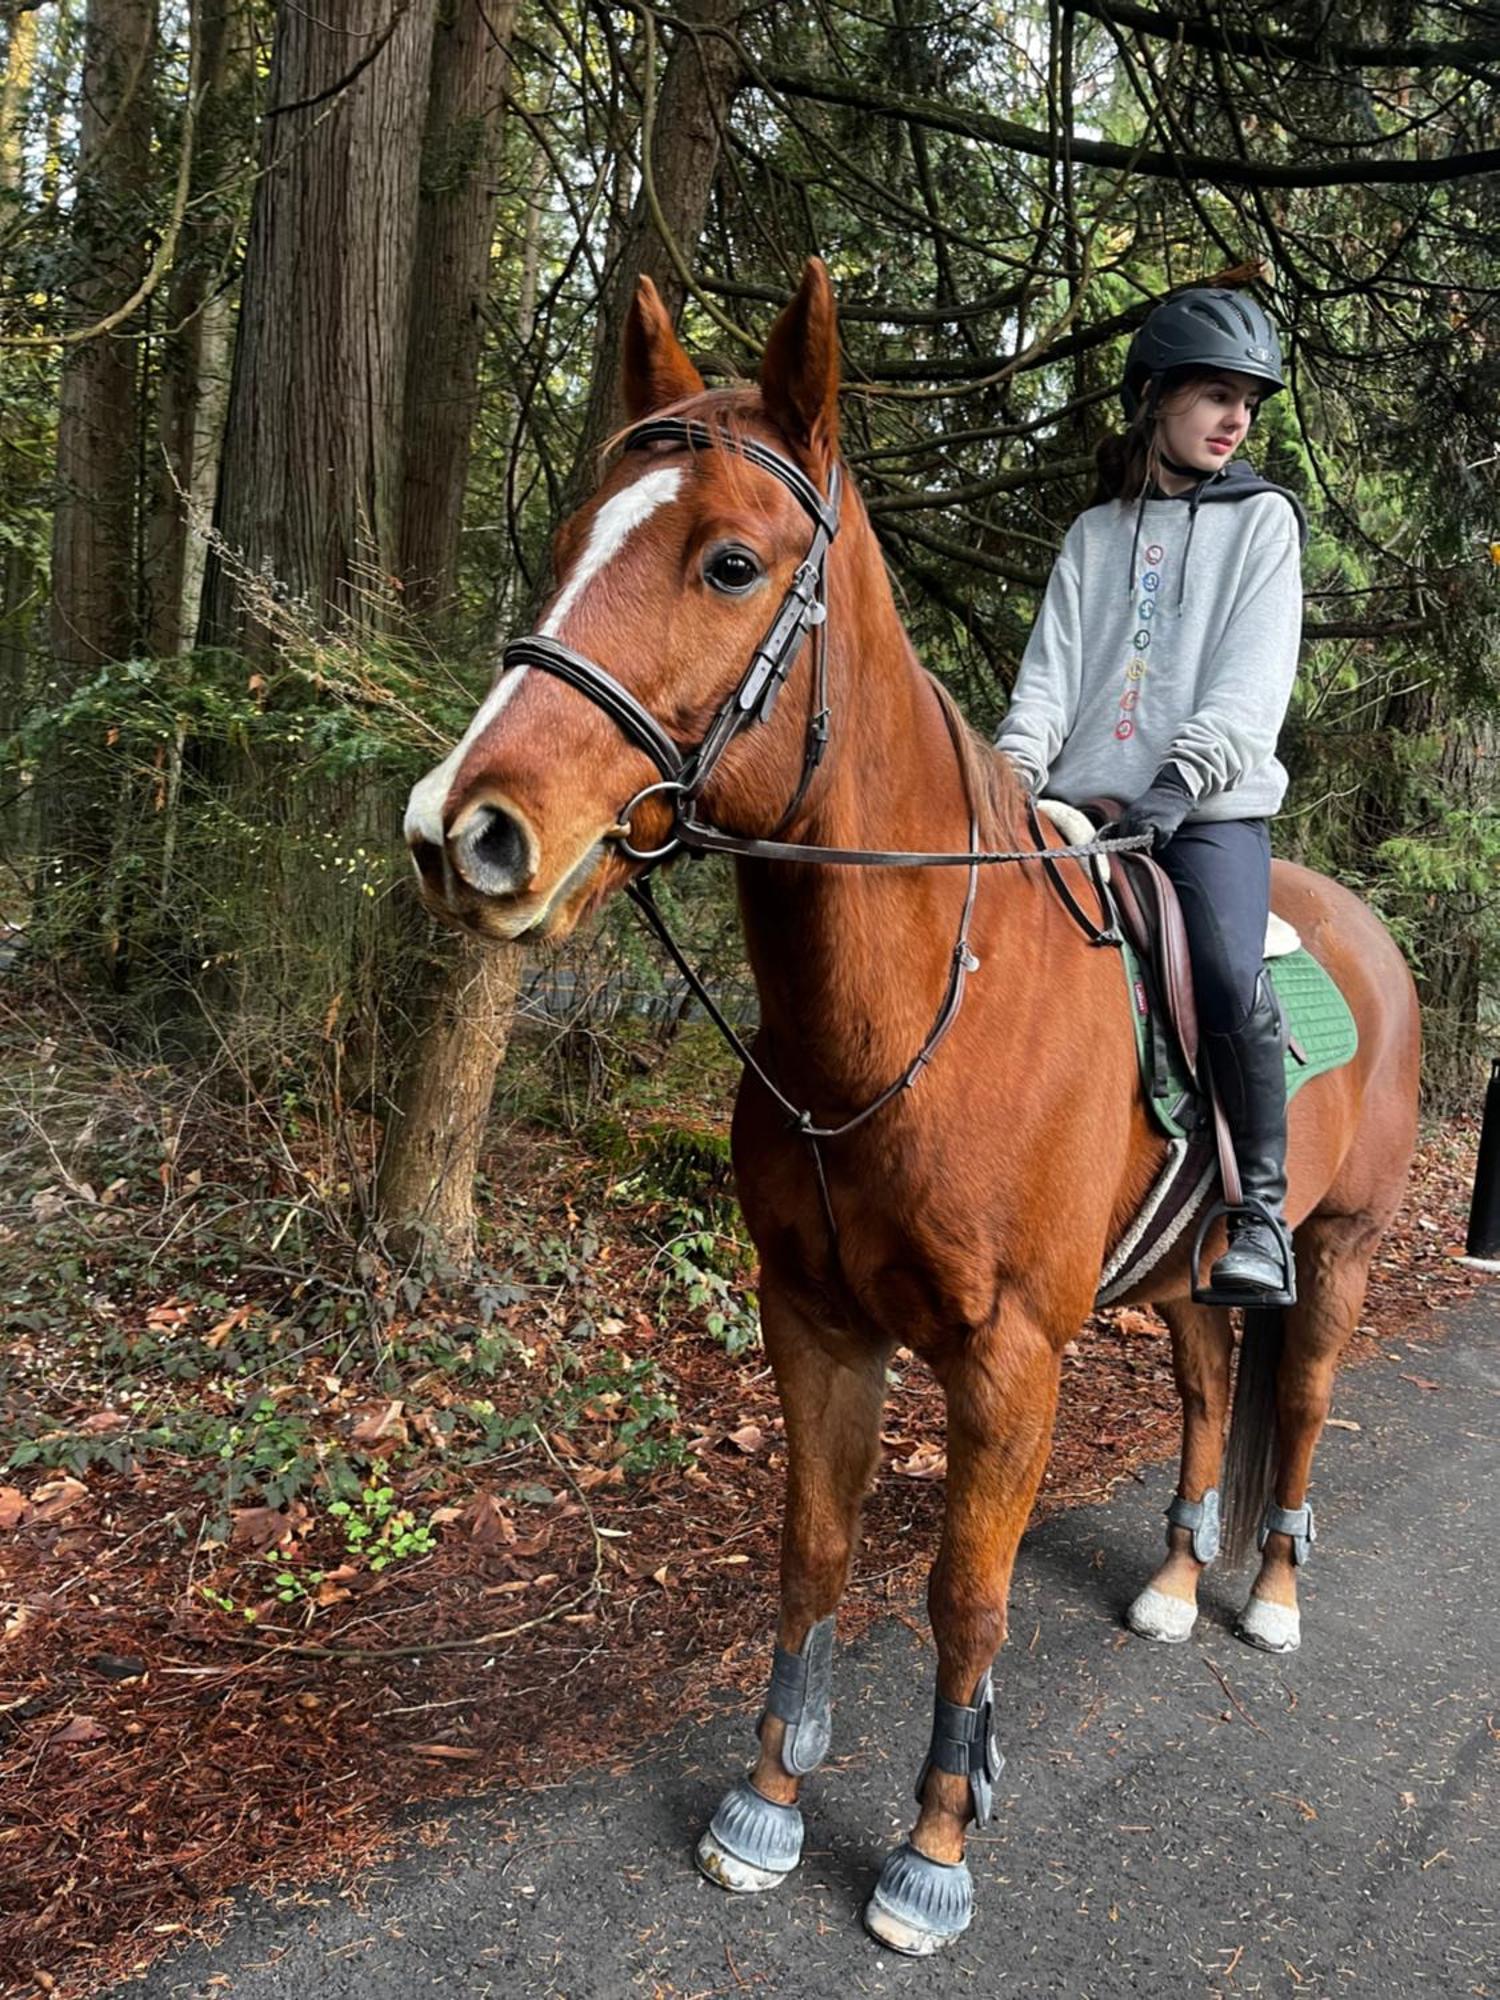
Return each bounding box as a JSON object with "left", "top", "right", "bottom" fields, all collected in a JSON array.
[
  {"left": 696, "top": 1281, "right": 891, "bottom": 1893},
  {"left": 1126, "top": 1299, "right": 1235, "bottom": 1643},
  {"left": 1234, "top": 1212, "right": 1383, "bottom": 1653}
]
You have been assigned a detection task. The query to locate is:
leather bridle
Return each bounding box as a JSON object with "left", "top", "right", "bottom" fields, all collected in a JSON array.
[{"left": 499, "top": 413, "right": 1143, "bottom": 1236}]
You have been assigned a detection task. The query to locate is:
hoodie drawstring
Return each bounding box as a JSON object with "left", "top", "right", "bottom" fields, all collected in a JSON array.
[{"left": 1178, "top": 484, "right": 1203, "bottom": 615}]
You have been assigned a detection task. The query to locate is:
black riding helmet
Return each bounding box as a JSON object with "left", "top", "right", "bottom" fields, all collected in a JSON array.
[{"left": 1121, "top": 288, "right": 1286, "bottom": 422}]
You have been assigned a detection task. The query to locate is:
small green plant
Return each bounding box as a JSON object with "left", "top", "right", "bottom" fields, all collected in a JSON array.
[
  {"left": 658, "top": 1208, "right": 760, "bottom": 1356},
  {"left": 327, "top": 1481, "right": 436, "bottom": 1571}
]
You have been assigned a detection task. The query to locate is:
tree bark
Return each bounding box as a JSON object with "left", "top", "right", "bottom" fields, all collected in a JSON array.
[
  {"left": 145, "top": 0, "right": 251, "bottom": 659},
  {"left": 397, "top": 0, "right": 517, "bottom": 627},
  {"left": 43, "top": 0, "right": 154, "bottom": 906},
  {"left": 48, "top": 0, "right": 153, "bottom": 680},
  {"left": 374, "top": 931, "right": 522, "bottom": 1260},
  {"left": 557, "top": 0, "right": 747, "bottom": 522},
  {"left": 197, "top": 0, "right": 440, "bottom": 652}
]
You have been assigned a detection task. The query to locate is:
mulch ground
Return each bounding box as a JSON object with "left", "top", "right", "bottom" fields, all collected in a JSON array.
[{"left": 0, "top": 1115, "right": 1489, "bottom": 2000}]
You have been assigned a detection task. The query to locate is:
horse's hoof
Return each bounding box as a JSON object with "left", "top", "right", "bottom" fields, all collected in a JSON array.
[
  {"left": 1236, "top": 1593, "right": 1300, "bottom": 1653},
  {"left": 862, "top": 1842, "right": 973, "bottom": 1956},
  {"left": 695, "top": 1780, "right": 803, "bottom": 1893},
  {"left": 1126, "top": 1585, "right": 1198, "bottom": 1643}
]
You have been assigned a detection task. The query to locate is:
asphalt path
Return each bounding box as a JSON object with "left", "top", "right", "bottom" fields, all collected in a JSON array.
[{"left": 134, "top": 1290, "right": 1499, "bottom": 2000}]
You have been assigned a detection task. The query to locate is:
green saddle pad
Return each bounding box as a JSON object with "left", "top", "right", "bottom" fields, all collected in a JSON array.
[{"left": 1123, "top": 942, "right": 1359, "bottom": 1141}]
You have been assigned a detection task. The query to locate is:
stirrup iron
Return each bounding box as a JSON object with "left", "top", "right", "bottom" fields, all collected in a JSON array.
[{"left": 1190, "top": 1196, "right": 1296, "bottom": 1307}]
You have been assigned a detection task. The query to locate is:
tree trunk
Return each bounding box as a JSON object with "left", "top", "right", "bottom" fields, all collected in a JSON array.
[
  {"left": 375, "top": 3, "right": 748, "bottom": 1263},
  {"left": 48, "top": 0, "right": 153, "bottom": 677},
  {"left": 397, "top": 0, "right": 517, "bottom": 628},
  {"left": 145, "top": 0, "right": 251, "bottom": 659},
  {"left": 555, "top": 0, "right": 746, "bottom": 521},
  {"left": 197, "top": 0, "right": 440, "bottom": 652},
  {"left": 43, "top": 0, "right": 154, "bottom": 899},
  {"left": 374, "top": 933, "right": 522, "bottom": 1260},
  {"left": 376, "top": 0, "right": 520, "bottom": 1259}
]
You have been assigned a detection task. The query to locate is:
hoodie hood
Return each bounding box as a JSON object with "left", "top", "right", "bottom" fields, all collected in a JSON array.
[{"left": 1126, "top": 456, "right": 1308, "bottom": 613}]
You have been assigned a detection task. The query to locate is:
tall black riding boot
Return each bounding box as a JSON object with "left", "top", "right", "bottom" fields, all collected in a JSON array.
[{"left": 1203, "top": 970, "right": 1297, "bottom": 1306}]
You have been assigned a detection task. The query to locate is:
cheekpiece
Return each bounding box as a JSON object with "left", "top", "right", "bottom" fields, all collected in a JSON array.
[
  {"left": 1166, "top": 1486, "right": 1222, "bottom": 1565},
  {"left": 1258, "top": 1500, "right": 1316, "bottom": 1566},
  {"left": 915, "top": 1666, "right": 1005, "bottom": 1828},
  {"left": 762, "top": 1614, "right": 836, "bottom": 1776}
]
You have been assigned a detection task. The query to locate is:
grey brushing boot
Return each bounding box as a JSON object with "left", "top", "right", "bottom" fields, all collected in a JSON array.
[{"left": 1203, "top": 970, "right": 1297, "bottom": 1306}]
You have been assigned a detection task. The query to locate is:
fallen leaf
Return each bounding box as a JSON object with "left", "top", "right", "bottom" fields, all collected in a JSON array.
[
  {"left": 725, "top": 1423, "right": 764, "bottom": 1454},
  {"left": 351, "top": 1399, "right": 408, "bottom": 1450},
  {"left": 27, "top": 1477, "right": 88, "bottom": 1524},
  {"left": 231, "top": 1503, "right": 307, "bottom": 1552},
  {"left": 205, "top": 1302, "right": 253, "bottom": 1349},
  {"left": 464, "top": 1491, "right": 516, "bottom": 1548},
  {"left": 893, "top": 1443, "right": 947, "bottom": 1481},
  {"left": 78, "top": 1410, "right": 127, "bottom": 1434},
  {"left": 53, "top": 1715, "right": 108, "bottom": 1746},
  {"left": 1114, "top": 1309, "right": 1161, "bottom": 1338},
  {"left": 0, "top": 1487, "right": 26, "bottom": 1531},
  {"left": 409, "top": 1742, "right": 481, "bottom": 1760},
  {"left": 145, "top": 1300, "right": 195, "bottom": 1331},
  {"left": 1399, "top": 1373, "right": 1441, "bottom": 1391},
  {"left": 1325, "top": 1417, "right": 1361, "bottom": 1432}
]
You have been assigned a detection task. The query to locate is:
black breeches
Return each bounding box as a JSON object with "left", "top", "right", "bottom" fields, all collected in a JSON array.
[{"left": 1155, "top": 817, "right": 1272, "bottom": 1036}]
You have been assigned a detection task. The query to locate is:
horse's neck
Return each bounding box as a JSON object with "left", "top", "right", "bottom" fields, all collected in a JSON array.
[{"left": 733, "top": 535, "right": 1023, "bottom": 1113}]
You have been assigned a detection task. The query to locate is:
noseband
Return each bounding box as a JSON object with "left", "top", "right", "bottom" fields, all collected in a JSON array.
[{"left": 495, "top": 413, "right": 1139, "bottom": 1239}]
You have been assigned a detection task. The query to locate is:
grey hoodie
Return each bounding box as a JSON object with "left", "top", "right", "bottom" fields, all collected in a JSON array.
[{"left": 994, "top": 459, "right": 1308, "bottom": 820}]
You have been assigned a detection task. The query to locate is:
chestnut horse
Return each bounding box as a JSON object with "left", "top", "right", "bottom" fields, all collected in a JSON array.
[{"left": 404, "top": 261, "right": 1420, "bottom": 1954}]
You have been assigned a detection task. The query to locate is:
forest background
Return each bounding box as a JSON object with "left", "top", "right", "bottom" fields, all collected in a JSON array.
[
  {"left": 4, "top": 0, "right": 1499, "bottom": 1249},
  {"left": 1, "top": 1, "right": 1498, "bottom": 1985}
]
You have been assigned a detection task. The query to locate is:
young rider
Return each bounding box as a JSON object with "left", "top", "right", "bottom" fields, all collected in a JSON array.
[{"left": 994, "top": 287, "right": 1308, "bottom": 1304}]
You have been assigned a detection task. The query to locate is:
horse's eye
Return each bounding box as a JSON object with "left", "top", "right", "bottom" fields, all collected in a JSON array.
[{"left": 704, "top": 547, "right": 763, "bottom": 594}]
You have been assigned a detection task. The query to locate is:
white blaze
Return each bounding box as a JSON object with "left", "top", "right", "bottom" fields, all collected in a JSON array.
[{"left": 404, "top": 464, "right": 685, "bottom": 849}]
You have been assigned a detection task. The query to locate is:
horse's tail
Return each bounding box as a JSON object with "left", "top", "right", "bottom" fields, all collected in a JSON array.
[{"left": 1221, "top": 1307, "right": 1285, "bottom": 1566}]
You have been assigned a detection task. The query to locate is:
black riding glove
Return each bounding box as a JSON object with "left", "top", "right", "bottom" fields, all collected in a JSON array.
[{"left": 1112, "top": 765, "right": 1195, "bottom": 851}]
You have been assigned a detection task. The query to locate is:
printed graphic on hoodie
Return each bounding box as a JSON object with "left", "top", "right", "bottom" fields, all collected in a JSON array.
[{"left": 1113, "top": 541, "right": 1164, "bottom": 743}]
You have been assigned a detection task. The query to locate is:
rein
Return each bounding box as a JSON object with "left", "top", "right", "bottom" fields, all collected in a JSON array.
[{"left": 506, "top": 414, "right": 1149, "bottom": 1238}]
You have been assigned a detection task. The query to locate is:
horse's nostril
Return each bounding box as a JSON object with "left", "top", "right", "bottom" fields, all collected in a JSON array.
[
  {"left": 409, "top": 836, "right": 446, "bottom": 892},
  {"left": 452, "top": 802, "right": 531, "bottom": 895}
]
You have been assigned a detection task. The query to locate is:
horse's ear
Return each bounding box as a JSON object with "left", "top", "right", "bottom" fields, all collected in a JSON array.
[
  {"left": 758, "top": 258, "right": 841, "bottom": 466},
  {"left": 621, "top": 276, "right": 706, "bottom": 420}
]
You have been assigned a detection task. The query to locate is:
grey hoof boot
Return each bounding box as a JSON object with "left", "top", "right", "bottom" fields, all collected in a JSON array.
[
  {"left": 863, "top": 1842, "right": 974, "bottom": 1956},
  {"left": 696, "top": 1779, "right": 804, "bottom": 1894}
]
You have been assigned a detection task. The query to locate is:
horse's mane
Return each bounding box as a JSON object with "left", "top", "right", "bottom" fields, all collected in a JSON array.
[
  {"left": 606, "top": 385, "right": 1029, "bottom": 852},
  {"left": 925, "top": 675, "right": 1028, "bottom": 854}
]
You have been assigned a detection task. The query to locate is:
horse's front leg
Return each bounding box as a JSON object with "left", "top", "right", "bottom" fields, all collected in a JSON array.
[
  {"left": 862, "top": 1309, "right": 1061, "bottom": 1955},
  {"left": 696, "top": 1280, "right": 891, "bottom": 1893}
]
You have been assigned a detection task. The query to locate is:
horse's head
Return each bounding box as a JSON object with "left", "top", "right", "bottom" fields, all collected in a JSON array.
[{"left": 405, "top": 259, "right": 846, "bottom": 941}]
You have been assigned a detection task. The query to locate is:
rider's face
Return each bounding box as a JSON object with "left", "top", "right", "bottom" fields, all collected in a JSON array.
[{"left": 1157, "top": 371, "right": 1264, "bottom": 472}]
